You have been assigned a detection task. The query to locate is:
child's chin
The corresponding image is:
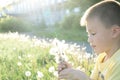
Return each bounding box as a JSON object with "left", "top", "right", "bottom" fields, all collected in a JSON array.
[{"left": 94, "top": 50, "right": 103, "bottom": 55}]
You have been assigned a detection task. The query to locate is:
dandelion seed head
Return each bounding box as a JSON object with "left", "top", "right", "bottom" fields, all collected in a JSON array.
[
  {"left": 27, "top": 54, "right": 32, "bottom": 58},
  {"left": 82, "top": 47, "right": 87, "bottom": 51},
  {"left": 49, "top": 66, "right": 55, "bottom": 73},
  {"left": 37, "top": 71, "right": 44, "bottom": 78},
  {"left": 18, "top": 56, "right": 22, "bottom": 60},
  {"left": 49, "top": 47, "right": 59, "bottom": 56},
  {"left": 17, "top": 62, "right": 22, "bottom": 66},
  {"left": 85, "top": 53, "right": 91, "bottom": 59},
  {"left": 25, "top": 71, "right": 31, "bottom": 77},
  {"left": 13, "top": 47, "right": 16, "bottom": 50},
  {"left": 53, "top": 71, "right": 58, "bottom": 77}
]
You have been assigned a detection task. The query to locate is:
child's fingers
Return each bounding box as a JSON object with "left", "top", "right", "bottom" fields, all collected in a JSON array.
[
  {"left": 58, "top": 65, "right": 67, "bottom": 74},
  {"left": 58, "top": 62, "right": 68, "bottom": 73},
  {"left": 59, "top": 61, "right": 72, "bottom": 68},
  {"left": 58, "top": 65, "right": 66, "bottom": 71},
  {"left": 59, "top": 69, "right": 73, "bottom": 80},
  {"left": 59, "top": 71, "right": 68, "bottom": 79}
]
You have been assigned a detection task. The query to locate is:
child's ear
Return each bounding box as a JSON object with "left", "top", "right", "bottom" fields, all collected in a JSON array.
[{"left": 111, "top": 25, "right": 120, "bottom": 38}]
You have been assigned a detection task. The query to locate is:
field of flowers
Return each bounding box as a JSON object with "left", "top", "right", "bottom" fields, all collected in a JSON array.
[{"left": 0, "top": 32, "right": 96, "bottom": 80}]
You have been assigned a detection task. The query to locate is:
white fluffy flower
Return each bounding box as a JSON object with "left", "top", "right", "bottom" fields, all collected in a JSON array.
[
  {"left": 25, "top": 71, "right": 31, "bottom": 77},
  {"left": 18, "top": 56, "right": 22, "bottom": 60},
  {"left": 37, "top": 71, "right": 44, "bottom": 78},
  {"left": 48, "top": 66, "right": 55, "bottom": 73},
  {"left": 17, "top": 62, "right": 22, "bottom": 66},
  {"left": 53, "top": 71, "right": 58, "bottom": 77}
]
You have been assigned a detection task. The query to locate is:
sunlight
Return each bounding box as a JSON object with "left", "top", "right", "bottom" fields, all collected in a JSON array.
[
  {"left": 0, "top": 0, "right": 53, "bottom": 9},
  {"left": 0, "top": 0, "right": 13, "bottom": 7},
  {"left": 0, "top": 0, "right": 19, "bottom": 8},
  {"left": 24, "top": 0, "right": 47, "bottom": 9},
  {"left": 28, "top": 0, "right": 48, "bottom": 7}
]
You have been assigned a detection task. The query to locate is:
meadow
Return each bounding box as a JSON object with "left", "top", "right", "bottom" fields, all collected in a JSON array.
[{"left": 0, "top": 32, "right": 95, "bottom": 80}]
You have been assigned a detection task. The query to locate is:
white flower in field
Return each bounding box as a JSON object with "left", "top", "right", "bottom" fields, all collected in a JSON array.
[
  {"left": 49, "top": 47, "right": 59, "bottom": 56},
  {"left": 13, "top": 47, "right": 16, "bottom": 50},
  {"left": 53, "top": 71, "right": 58, "bottom": 77},
  {"left": 25, "top": 71, "right": 31, "bottom": 77},
  {"left": 82, "top": 47, "right": 87, "bottom": 51},
  {"left": 17, "top": 62, "right": 22, "bottom": 66},
  {"left": 85, "top": 53, "right": 91, "bottom": 59},
  {"left": 18, "top": 56, "right": 22, "bottom": 60},
  {"left": 34, "top": 40, "right": 41, "bottom": 46},
  {"left": 33, "top": 36, "right": 37, "bottom": 39},
  {"left": 54, "top": 52, "right": 69, "bottom": 63},
  {"left": 27, "top": 54, "right": 32, "bottom": 58},
  {"left": 49, "top": 66, "right": 55, "bottom": 73},
  {"left": 77, "top": 55, "right": 83, "bottom": 60},
  {"left": 55, "top": 56, "right": 59, "bottom": 63},
  {"left": 37, "top": 71, "right": 44, "bottom": 78},
  {"left": 63, "top": 54, "right": 69, "bottom": 61},
  {"left": 30, "top": 60, "right": 33, "bottom": 62},
  {"left": 52, "top": 38, "right": 60, "bottom": 47}
]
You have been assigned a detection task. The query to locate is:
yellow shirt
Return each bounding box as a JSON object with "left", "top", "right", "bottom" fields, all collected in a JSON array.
[{"left": 90, "top": 49, "right": 120, "bottom": 80}]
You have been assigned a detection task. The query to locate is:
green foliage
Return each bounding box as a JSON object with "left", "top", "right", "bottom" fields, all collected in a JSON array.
[
  {"left": 53, "top": 13, "right": 88, "bottom": 42},
  {"left": 59, "top": 13, "right": 81, "bottom": 29},
  {"left": 62, "top": 0, "right": 100, "bottom": 12},
  {"left": 0, "top": 16, "right": 32, "bottom": 32}
]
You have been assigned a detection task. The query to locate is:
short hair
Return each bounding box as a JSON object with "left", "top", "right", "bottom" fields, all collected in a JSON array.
[{"left": 80, "top": 0, "right": 120, "bottom": 28}]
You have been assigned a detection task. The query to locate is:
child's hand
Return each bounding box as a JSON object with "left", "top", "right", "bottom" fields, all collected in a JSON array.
[
  {"left": 58, "top": 68, "right": 90, "bottom": 80},
  {"left": 58, "top": 61, "right": 72, "bottom": 74}
]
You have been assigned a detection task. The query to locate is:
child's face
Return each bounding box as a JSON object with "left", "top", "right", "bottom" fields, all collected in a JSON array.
[{"left": 86, "top": 17, "right": 114, "bottom": 54}]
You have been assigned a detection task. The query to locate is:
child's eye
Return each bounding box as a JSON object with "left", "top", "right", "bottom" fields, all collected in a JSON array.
[
  {"left": 91, "top": 33, "right": 96, "bottom": 35},
  {"left": 87, "top": 32, "right": 96, "bottom": 37}
]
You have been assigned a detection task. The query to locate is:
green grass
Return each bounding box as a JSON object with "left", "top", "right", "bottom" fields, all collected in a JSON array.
[
  {"left": 0, "top": 32, "right": 94, "bottom": 80},
  {"left": 0, "top": 33, "right": 56, "bottom": 80}
]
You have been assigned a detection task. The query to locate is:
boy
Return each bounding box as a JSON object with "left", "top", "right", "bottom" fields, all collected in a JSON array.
[{"left": 58, "top": 0, "right": 120, "bottom": 80}]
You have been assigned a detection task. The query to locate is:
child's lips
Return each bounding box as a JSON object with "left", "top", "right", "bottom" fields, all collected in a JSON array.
[{"left": 91, "top": 45, "right": 96, "bottom": 49}]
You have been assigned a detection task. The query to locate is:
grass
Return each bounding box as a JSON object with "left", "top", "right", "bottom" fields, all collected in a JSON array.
[{"left": 0, "top": 32, "right": 94, "bottom": 80}]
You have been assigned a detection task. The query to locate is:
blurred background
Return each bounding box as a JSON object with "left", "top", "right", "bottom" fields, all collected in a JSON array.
[{"left": 0, "top": 0, "right": 120, "bottom": 42}]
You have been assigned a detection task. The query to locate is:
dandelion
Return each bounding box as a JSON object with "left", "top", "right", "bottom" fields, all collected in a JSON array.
[
  {"left": 37, "top": 71, "right": 44, "bottom": 78},
  {"left": 82, "top": 46, "right": 87, "bottom": 51},
  {"left": 52, "top": 38, "right": 60, "bottom": 47},
  {"left": 27, "top": 54, "right": 32, "bottom": 58},
  {"left": 53, "top": 71, "right": 58, "bottom": 77},
  {"left": 17, "top": 62, "right": 22, "bottom": 66},
  {"left": 13, "top": 47, "right": 16, "bottom": 50},
  {"left": 49, "top": 47, "right": 59, "bottom": 56},
  {"left": 57, "top": 52, "right": 68, "bottom": 63},
  {"left": 85, "top": 53, "right": 91, "bottom": 59},
  {"left": 18, "top": 56, "right": 22, "bottom": 60},
  {"left": 49, "top": 66, "right": 55, "bottom": 73},
  {"left": 34, "top": 39, "right": 41, "bottom": 46},
  {"left": 25, "top": 71, "right": 31, "bottom": 77},
  {"left": 55, "top": 56, "right": 60, "bottom": 63}
]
